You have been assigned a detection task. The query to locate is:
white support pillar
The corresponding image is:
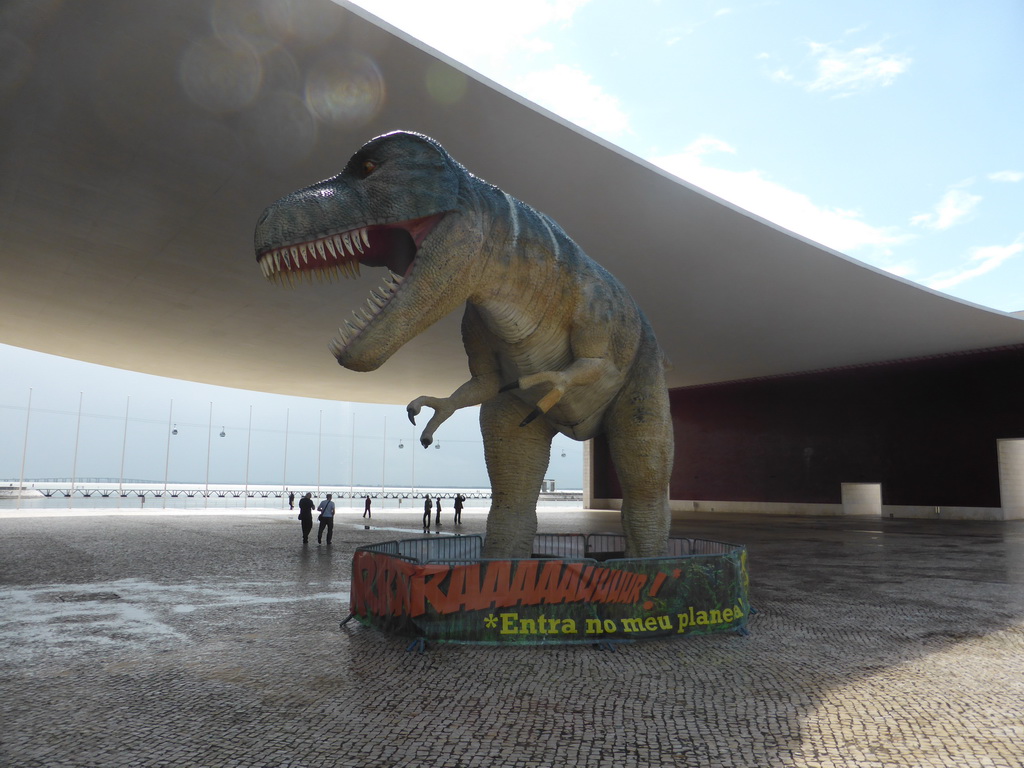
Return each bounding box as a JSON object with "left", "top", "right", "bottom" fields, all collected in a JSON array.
[
  {"left": 841, "top": 482, "right": 882, "bottom": 516},
  {"left": 997, "top": 438, "right": 1024, "bottom": 520}
]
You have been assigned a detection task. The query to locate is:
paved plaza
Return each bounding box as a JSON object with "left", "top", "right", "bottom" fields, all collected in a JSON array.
[{"left": 1, "top": 506, "right": 1022, "bottom": 767}]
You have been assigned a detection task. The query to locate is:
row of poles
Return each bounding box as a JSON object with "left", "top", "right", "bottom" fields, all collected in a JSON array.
[{"left": 13, "top": 388, "right": 445, "bottom": 509}]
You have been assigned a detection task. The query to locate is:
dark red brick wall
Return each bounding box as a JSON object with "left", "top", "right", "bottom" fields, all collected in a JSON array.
[{"left": 593, "top": 345, "right": 1024, "bottom": 507}]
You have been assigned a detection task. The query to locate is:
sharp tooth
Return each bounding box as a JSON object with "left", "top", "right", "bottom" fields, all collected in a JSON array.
[
  {"left": 352, "top": 261, "right": 361, "bottom": 277},
  {"left": 332, "top": 236, "right": 345, "bottom": 258},
  {"left": 352, "top": 311, "right": 367, "bottom": 329},
  {"left": 371, "top": 290, "right": 386, "bottom": 307},
  {"left": 390, "top": 270, "right": 403, "bottom": 284},
  {"left": 316, "top": 241, "right": 326, "bottom": 260},
  {"left": 289, "top": 247, "right": 299, "bottom": 268},
  {"left": 301, "top": 244, "right": 310, "bottom": 264},
  {"left": 325, "top": 238, "right": 337, "bottom": 259},
  {"left": 342, "top": 232, "right": 354, "bottom": 256},
  {"left": 273, "top": 251, "right": 281, "bottom": 270},
  {"left": 346, "top": 320, "right": 360, "bottom": 334},
  {"left": 360, "top": 228, "right": 370, "bottom": 249},
  {"left": 361, "top": 308, "right": 374, "bottom": 323},
  {"left": 353, "top": 230, "right": 365, "bottom": 254}
]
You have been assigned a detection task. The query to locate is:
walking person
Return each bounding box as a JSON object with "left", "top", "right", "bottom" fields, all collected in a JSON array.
[
  {"left": 423, "top": 494, "right": 432, "bottom": 531},
  {"left": 363, "top": 495, "right": 372, "bottom": 519},
  {"left": 297, "top": 492, "right": 314, "bottom": 543},
  {"left": 317, "top": 493, "right": 336, "bottom": 545},
  {"left": 288, "top": 491, "right": 295, "bottom": 510},
  {"left": 435, "top": 496, "right": 442, "bottom": 526},
  {"left": 453, "top": 493, "right": 464, "bottom": 525}
]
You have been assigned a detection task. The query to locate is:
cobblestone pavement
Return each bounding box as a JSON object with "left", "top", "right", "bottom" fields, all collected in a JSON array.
[{"left": 1, "top": 507, "right": 1023, "bottom": 768}]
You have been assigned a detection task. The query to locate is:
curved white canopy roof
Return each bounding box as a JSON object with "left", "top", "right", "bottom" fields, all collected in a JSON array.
[{"left": 2, "top": 0, "right": 1023, "bottom": 405}]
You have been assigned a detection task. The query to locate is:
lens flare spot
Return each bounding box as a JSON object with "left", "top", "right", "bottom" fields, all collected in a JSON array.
[
  {"left": 305, "top": 52, "right": 385, "bottom": 127},
  {"left": 179, "top": 35, "right": 262, "bottom": 114},
  {"left": 425, "top": 62, "right": 468, "bottom": 106}
]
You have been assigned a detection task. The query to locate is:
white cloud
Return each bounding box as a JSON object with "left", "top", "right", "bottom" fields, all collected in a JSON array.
[
  {"left": 346, "top": 1, "right": 631, "bottom": 139},
  {"left": 346, "top": 0, "right": 590, "bottom": 68},
  {"left": 911, "top": 187, "right": 982, "bottom": 230},
  {"left": 653, "top": 138, "right": 909, "bottom": 256},
  {"left": 771, "top": 40, "right": 911, "bottom": 97},
  {"left": 511, "top": 64, "right": 631, "bottom": 139},
  {"left": 925, "top": 240, "right": 1024, "bottom": 290},
  {"left": 988, "top": 170, "right": 1024, "bottom": 183},
  {"left": 806, "top": 41, "right": 910, "bottom": 95}
]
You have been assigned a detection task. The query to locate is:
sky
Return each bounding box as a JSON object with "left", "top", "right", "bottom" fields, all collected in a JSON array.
[
  {"left": 3, "top": 0, "right": 1022, "bottom": 486},
  {"left": 350, "top": 0, "right": 1024, "bottom": 312}
]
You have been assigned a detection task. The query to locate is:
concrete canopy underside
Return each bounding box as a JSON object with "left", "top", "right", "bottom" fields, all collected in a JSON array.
[{"left": 3, "top": 0, "right": 1024, "bottom": 407}]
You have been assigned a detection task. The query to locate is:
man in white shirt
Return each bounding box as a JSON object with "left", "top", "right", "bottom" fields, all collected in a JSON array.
[{"left": 316, "top": 493, "right": 336, "bottom": 545}]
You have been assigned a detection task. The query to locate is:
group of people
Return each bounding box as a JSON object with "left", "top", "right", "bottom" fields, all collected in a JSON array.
[
  {"left": 287, "top": 490, "right": 467, "bottom": 543},
  {"left": 422, "top": 493, "right": 465, "bottom": 531},
  {"left": 289, "top": 491, "right": 337, "bottom": 545}
]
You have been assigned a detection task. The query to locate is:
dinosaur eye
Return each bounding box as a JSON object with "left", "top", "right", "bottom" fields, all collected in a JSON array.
[{"left": 362, "top": 160, "right": 378, "bottom": 176}]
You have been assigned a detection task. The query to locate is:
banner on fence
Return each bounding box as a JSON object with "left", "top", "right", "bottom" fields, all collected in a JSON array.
[{"left": 350, "top": 544, "right": 749, "bottom": 644}]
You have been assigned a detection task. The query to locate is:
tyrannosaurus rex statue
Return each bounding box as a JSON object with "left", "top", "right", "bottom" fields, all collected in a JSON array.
[{"left": 254, "top": 131, "right": 673, "bottom": 558}]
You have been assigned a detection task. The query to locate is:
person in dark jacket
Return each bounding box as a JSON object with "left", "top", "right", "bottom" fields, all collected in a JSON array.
[
  {"left": 453, "top": 493, "right": 464, "bottom": 525},
  {"left": 435, "top": 496, "right": 442, "bottom": 526},
  {"left": 423, "top": 495, "right": 432, "bottom": 531},
  {"left": 297, "top": 492, "right": 314, "bottom": 543}
]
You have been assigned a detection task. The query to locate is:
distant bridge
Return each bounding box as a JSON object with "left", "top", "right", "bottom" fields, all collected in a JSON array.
[{"left": 2, "top": 483, "right": 581, "bottom": 503}]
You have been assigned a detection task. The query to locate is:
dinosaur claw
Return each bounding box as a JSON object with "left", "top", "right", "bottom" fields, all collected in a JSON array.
[
  {"left": 519, "top": 408, "right": 542, "bottom": 428},
  {"left": 407, "top": 410, "right": 416, "bottom": 425},
  {"left": 499, "top": 381, "right": 520, "bottom": 393}
]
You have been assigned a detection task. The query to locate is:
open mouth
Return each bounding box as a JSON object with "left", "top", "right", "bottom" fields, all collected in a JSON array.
[{"left": 256, "top": 213, "right": 446, "bottom": 357}]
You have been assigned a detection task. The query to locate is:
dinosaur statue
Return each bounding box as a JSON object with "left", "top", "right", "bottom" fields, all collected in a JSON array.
[{"left": 254, "top": 131, "right": 673, "bottom": 558}]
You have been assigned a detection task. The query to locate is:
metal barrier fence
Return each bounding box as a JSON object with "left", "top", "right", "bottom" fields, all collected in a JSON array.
[
  {"left": 397, "top": 536, "right": 484, "bottom": 564},
  {"left": 531, "top": 534, "right": 587, "bottom": 559},
  {"left": 357, "top": 534, "right": 743, "bottom": 565},
  {"left": 586, "top": 533, "right": 627, "bottom": 558},
  {"left": 348, "top": 533, "right": 750, "bottom": 645}
]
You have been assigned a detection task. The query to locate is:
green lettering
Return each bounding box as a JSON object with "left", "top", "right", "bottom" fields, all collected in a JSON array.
[
  {"left": 644, "top": 616, "right": 659, "bottom": 631},
  {"left": 500, "top": 613, "right": 519, "bottom": 634},
  {"left": 585, "top": 618, "right": 603, "bottom": 634}
]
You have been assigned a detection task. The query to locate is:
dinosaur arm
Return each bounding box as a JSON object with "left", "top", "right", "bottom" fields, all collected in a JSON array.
[
  {"left": 502, "top": 293, "right": 624, "bottom": 426},
  {"left": 406, "top": 305, "right": 501, "bottom": 446}
]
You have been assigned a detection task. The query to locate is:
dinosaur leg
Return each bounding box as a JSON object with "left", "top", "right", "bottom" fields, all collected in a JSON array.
[
  {"left": 480, "top": 393, "right": 557, "bottom": 559},
  {"left": 603, "top": 328, "right": 674, "bottom": 558}
]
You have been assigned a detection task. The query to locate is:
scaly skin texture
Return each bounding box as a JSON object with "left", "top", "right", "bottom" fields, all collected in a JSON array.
[{"left": 254, "top": 132, "right": 673, "bottom": 558}]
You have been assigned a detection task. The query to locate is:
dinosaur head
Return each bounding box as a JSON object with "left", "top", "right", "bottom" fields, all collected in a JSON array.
[{"left": 254, "top": 131, "right": 475, "bottom": 371}]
